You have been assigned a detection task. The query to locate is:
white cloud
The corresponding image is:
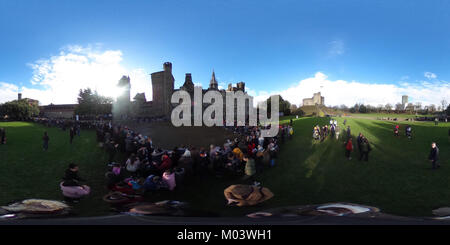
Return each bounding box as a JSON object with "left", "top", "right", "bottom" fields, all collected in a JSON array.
[
  {"left": 400, "top": 75, "right": 409, "bottom": 80},
  {"left": 0, "top": 45, "right": 152, "bottom": 105},
  {"left": 424, "top": 72, "right": 437, "bottom": 80},
  {"left": 250, "top": 72, "right": 450, "bottom": 107},
  {"left": 0, "top": 82, "right": 19, "bottom": 102},
  {"left": 329, "top": 40, "right": 345, "bottom": 56}
]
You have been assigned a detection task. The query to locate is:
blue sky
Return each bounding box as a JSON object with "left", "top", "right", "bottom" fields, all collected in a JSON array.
[{"left": 0, "top": 0, "right": 449, "bottom": 106}]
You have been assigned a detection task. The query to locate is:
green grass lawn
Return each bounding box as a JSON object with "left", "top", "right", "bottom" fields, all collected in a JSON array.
[
  {"left": 0, "top": 122, "right": 111, "bottom": 217},
  {"left": 0, "top": 118, "right": 449, "bottom": 217},
  {"left": 348, "top": 113, "right": 435, "bottom": 119}
]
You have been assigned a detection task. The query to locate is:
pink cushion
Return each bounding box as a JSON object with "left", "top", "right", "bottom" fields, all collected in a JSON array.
[{"left": 60, "top": 182, "right": 90, "bottom": 198}]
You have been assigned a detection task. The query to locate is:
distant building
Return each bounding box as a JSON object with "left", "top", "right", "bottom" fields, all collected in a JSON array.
[
  {"left": 402, "top": 95, "right": 408, "bottom": 108},
  {"left": 39, "top": 104, "right": 76, "bottom": 119},
  {"left": 303, "top": 92, "right": 325, "bottom": 106}
]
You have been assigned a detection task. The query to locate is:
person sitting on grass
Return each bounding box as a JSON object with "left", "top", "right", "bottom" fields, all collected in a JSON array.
[
  {"left": 143, "top": 175, "right": 169, "bottom": 191},
  {"left": 60, "top": 163, "right": 90, "bottom": 201},
  {"left": 232, "top": 146, "right": 244, "bottom": 162},
  {"left": 162, "top": 169, "right": 176, "bottom": 191},
  {"left": 153, "top": 154, "right": 172, "bottom": 172},
  {"left": 226, "top": 153, "right": 241, "bottom": 173},
  {"left": 126, "top": 154, "right": 141, "bottom": 174}
]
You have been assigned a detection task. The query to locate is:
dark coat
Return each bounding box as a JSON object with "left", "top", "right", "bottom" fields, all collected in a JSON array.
[
  {"left": 429, "top": 147, "right": 439, "bottom": 161},
  {"left": 62, "top": 169, "right": 84, "bottom": 186}
]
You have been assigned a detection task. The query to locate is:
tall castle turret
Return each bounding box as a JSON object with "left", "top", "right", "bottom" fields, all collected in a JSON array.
[
  {"left": 209, "top": 70, "right": 218, "bottom": 90},
  {"left": 151, "top": 62, "right": 175, "bottom": 117}
]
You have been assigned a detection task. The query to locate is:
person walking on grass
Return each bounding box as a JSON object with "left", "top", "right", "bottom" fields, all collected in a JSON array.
[
  {"left": 405, "top": 125, "right": 412, "bottom": 139},
  {"left": 429, "top": 142, "right": 440, "bottom": 169},
  {"left": 0, "top": 128, "right": 5, "bottom": 144},
  {"left": 345, "top": 138, "right": 353, "bottom": 160},
  {"left": 43, "top": 131, "right": 49, "bottom": 151},
  {"left": 394, "top": 125, "right": 399, "bottom": 137},
  {"left": 69, "top": 127, "right": 75, "bottom": 144}
]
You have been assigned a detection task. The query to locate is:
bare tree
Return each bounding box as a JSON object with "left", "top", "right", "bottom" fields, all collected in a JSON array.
[
  {"left": 428, "top": 104, "right": 436, "bottom": 113},
  {"left": 415, "top": 102, "right": 422, "bottom": 111},
  {"left": 405, "top": 103, "right": 415, "bottom": 113},
  {"left": 377, "top": 104, "right": 383, "bottom": 113},
  {"left": 385, "top": 103, "right": 393, "bottom": 111},
  {"left": 441, "top": 99, "right": 448, "bottom": 111},
  {"left": 395, "top": 103, "right": 404, "bottom": 111}
]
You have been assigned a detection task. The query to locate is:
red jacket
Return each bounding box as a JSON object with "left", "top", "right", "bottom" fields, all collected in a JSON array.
[
  {"left": 157, "top": 155, "right": 172, "bottom": 171},
  {"left": 346, "top": 141, "right": 353, "bottom": 151}
]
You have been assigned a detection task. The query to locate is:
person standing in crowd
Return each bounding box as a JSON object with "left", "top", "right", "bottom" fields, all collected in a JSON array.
[
  {"left": 359, "top": 137, "right": 371, "bottom": 161},
  {"left": 76, "top": 124, "right": 81, "bottom": 136},
  {"left": 335, "top": 125, "right": 340, "bottom": 140},
  {"left": 346, "top": 126, "right": 351, "bottom": 140},
  {"left": 69, "top": 127, "right": 75, "bottom": 144},
  {"left": 243, "top": 154, "right": 256, "bottom": 181},
  {"left": 357, "top": 133, "right": 363, "bottom": 158},
  {"left": 0, "top": 128, "right": 5, "bottom": 144},
  {"left": 429, "top": 142, "right": 440, "bottom": 169},
  {"left": 345, "top": 138, "right": 353, "bottom": 160},
  {"left": 43, "top": 131, "right": 50, "bottom": 151}
]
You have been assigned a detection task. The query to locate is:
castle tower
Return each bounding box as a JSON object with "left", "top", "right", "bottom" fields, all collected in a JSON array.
[
  {"left": 181, "top": 73, "right": 194, "bottom": 94},
  {"left": 18, "top": 93, "right": 22, "bottom": 100},
  {"left": 209, "top": 70, "right": 218, "bottom": 90},
  {"left": 113, "top": 75, "right": 132, "bottom": 120},
  {"left": 117, "top": 75, "right": 131, "bottom": 102},
  {"left": 236, "top": 82, "right": 245, "bottom": 92},
  {"left": 151, "top": 62, "right": 175, "bottom": 117}
]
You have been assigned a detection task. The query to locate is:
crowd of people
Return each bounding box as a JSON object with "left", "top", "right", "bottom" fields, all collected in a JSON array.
[
  {"left": 313, "top": 119, "right": 373, "bottom": 162},
  {"left": 313, "top": 119, "right": 340, "bottom": 142},
  {"left": 29, "top": 117, "right": 294, "bottom": 201},
  {"left": 99, "top": 121, "right": 294, "bottom": 196}
]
